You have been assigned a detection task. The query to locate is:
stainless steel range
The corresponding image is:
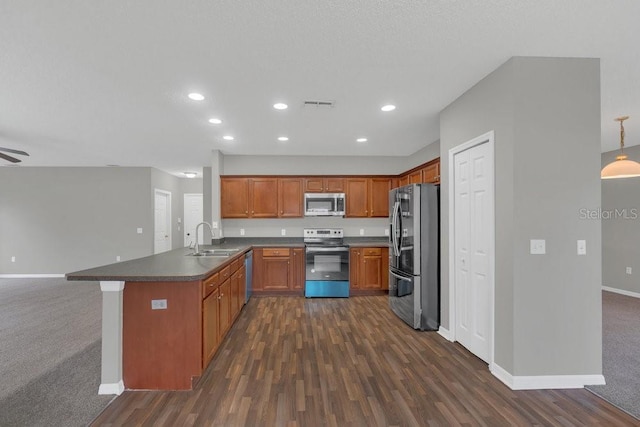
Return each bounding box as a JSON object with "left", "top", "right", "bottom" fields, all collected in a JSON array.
[{"left": 304, "top": 228, "right": 350, "bottom": 298}]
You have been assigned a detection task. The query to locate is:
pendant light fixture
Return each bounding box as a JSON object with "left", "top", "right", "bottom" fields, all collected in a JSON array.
[{"left": 601, "top": 116, "right": 640, "bottom": 179}]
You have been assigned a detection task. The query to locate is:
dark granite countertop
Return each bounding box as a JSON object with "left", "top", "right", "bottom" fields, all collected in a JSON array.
[{"left": 66, "top": 236, "right": 389, "bottom": 282}]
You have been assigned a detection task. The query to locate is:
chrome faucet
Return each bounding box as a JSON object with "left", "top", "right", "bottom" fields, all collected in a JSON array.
[{"left": 194, "top": 222, "right": 214, "bottom": 254}]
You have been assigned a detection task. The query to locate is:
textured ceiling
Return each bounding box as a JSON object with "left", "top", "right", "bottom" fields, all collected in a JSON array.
[{"left": 1, "top": 1, "right": 639, "bottom": 176}]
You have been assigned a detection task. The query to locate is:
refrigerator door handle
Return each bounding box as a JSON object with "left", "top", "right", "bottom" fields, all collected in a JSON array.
[
  {"left": 390, "top": 269, "right": 413, "bottom": 282},
  {"left": 391, "top": 201, "right": 401, "bottom": 257}
]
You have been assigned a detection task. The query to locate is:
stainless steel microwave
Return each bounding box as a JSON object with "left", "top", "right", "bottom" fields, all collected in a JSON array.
[{"left": 304, "top": 193, "right": 346, "bottom": 216}]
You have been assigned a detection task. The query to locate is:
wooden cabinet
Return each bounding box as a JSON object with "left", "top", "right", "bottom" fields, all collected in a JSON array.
[
  {"left": 230, "top": 269, "right": 240, "bottom": 321},
  {"left": 278, "top": 178, "right": 303, "bottom": 217},
  {"left": 304, "top": 177, "right": 344, "bottom": 193},
  {"left": 292, "top": 248, "right": 305, "bottom": 290},
  {"left": 399, "top": 175, "right": 409, "bottom": 187},
  {"left": 350, "top": 247, "right": 389, "bottom": 291},
  {"left": 218, "top": 278, "right": 231, "bottom": 339},
  {"left": 202, "top": 288, "right": 220, "bottom": 366},
  {"left": 345, "top": 178, "right": 369, "bottom": 217},
  {"left": 238, "top": 265, "right": 246, "bottom": 309},
  {"left": 252, "top": 247, "right": 304, "bottom": 294},
  {"left": 408, "top": 170, "right": 422, "bottom": 184},
  {"left": 421, "top": 161, "right": 440, "bottom": 184},
  {"left": 220, "top": 177, "right": 278, "bottom": 218},
  {"left": 346, "top": 177, "right": 391, "bottom": 218},
  {"left": 369, "top": 178, "right": 392, "bottom": 218}
]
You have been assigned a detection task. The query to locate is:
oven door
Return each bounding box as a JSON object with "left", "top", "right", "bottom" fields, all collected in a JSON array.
[{"left": 305, "top": 246, "right": 349, "bottom": 281}]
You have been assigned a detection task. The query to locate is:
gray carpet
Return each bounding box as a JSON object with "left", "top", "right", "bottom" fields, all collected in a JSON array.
[
  {"left": 586, "top": 290, "right": 640, "bottom": 420},
  {"left": 0, "top": 278, "right": 113, "bottom": 426}
]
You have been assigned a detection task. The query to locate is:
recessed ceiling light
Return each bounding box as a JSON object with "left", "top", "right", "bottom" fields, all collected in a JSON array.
[
  {"left": 223, "top": 135, "right": 234, "bottom": 141},
  {"left": 208, "top": 118, "right": 222, "bottom": 124},
  {"left": 278, "top": 136, "right": 289, "bottom": 142},
  {"left": 381, "top": 104, "right": 396, "bottom": 112},
  {"left": 188, "top": 93, "right": 205, "bottom": 101},
  {"left": 273, "top": 103, "right": 288, "bottom": 110},
  {"left": 356, "top": 138, "right": 368, "bottom": 143},
  {"left": 184, "top": 172, "right": 197, "bottom": 178}
]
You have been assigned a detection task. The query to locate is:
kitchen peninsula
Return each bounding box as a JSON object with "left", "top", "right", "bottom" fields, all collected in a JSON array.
[{"left": 67, "top": 237, "right": 388, "bottom": 394}]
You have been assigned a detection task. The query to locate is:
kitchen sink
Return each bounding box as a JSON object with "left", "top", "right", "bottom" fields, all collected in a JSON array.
[{"left": 187, "top": 248, "right": 241, "bottom": 257}]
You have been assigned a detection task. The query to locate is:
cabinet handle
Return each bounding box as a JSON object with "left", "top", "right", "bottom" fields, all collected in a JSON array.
[
  {"left": 281, "top": 210, "right": 284, "bottom": 214},
  {"left": 218, "top": 295, "right": 221, "bottom": 300},
  {"left": 252, "top": 210, "right": 255, "bottom": 214},
  {"left": 245, "top": 210, "right": 248, "bottom": 214},
  {"left": 209, "top": 283, "right": 214, "bottom": 287}
]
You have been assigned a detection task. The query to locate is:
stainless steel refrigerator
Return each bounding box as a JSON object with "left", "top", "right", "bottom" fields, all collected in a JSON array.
[{"left": 389, "top": 183, "right": 439, "bottom": 330}]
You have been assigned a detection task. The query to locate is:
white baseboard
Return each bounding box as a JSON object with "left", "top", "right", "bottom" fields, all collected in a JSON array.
[
  {"left": 602, "top": 286, "right": 640, "bottom": 299},
  {"left": 490, "top": 363, "right": 605, "bottom": 390},
  {"left": 438, "top": 326, "right": 454, "bottom": 341},
  {"left": 0, "top": 274, "right": 65, "bottom": 278},
  {"left": 99, "top": 380, "right": 124, "bottom": 395}
]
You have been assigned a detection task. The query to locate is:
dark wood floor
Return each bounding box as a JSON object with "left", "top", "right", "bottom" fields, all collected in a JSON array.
[{"left": 92, "top": 296, "right": 639, "bottom": 426}]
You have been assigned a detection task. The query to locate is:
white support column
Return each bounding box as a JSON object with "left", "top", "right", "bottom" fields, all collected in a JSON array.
[{"left": 98, "top": 281, "right": 125, "bottom": 395}]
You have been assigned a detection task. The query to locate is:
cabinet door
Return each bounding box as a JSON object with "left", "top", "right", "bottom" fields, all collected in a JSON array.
[
  {"left": 230, "top": 270, "right": 240, "bottom": 320},
  {"left": 252, "top": 249, "right": 263, "bottom": 290},
  {"left": 361, "top": 248, "right": 383, "bottom": 289},
  {"left": 325, "top": 178, "right": 345, "bottom": 192},
  {"left": 292, "top": 248, "right": 305, "bottom": 290},
  {"left": 349, "top": 249, "right": 360, "bottom": 289},
  {"left": 262, "top": 257, "right": 291, "bottom": 290},
  {"left": 202, "top": 288, "right": 220, "bottom": 367},
  {"left": 369, "top": 178, "right": 392, "bottom": 218},
  {"left": 221, "top": 178, "right": 249, "bottom": 218},
  {"left": 278, "top": 178, "right": 303, "bottom": 218},
  {"left": 304, "top": 178, "right": 325, "bottom": 192},
  {"left": 399, "top": 175, "right": 409, "bottom": 188},
  {"left": 250, "top": 178, "right": 278, "bottom": 218},
  {"left": 345, "top": 178, "right": 369, "bottom": 217},
  {"left": 422, "top": 161, "right": 440, "bottom": 184},
  {"left": 408, "top": 170, "right": 422, "bottom": 185},
  {"left": 218, "top": 279, "right": 231, "bottom": 339},
  {"left": 238, "top": 265, "right": 246, "bottom": 307}
]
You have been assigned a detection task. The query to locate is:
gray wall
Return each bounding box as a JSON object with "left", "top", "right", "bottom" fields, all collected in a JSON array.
[
  {"left": 0, "top": 167, "right": 153, "bottom": 274},
  {"left": 405, "top": 140, "right": 440, "bottom": 171},
  {"left": 440, "top": 57, "right": 602, "bottom": 377},
  {"left": 1, "top": 167, "right": 202, "bottom": 274},
  {"left": 602, "top": 145, "right": 640, "bottom": 294}
]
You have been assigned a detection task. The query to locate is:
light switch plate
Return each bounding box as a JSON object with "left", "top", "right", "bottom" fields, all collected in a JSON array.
[
  {"left": 137, "top": 228, "right": 143, "bottom": 234},
  {"left": 626, "top": 267, "right": 632, "bottom": 275},
  {"left": 530, "top": 239, "right": 546, "bottom": 255},
  {"left": 240, "top": 228, "right": 245, "bottom": 236},
  {"left": 577, "top": 240, "right": 586, "bottom": 255}
]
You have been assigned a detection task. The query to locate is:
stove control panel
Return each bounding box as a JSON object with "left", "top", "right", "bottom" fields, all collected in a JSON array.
[{"left": 304, "top": 228, "right": 344, "bottom": 239}]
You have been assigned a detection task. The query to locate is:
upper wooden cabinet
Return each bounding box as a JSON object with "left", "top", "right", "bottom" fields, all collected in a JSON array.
[
  {"left": 421, "top": 161, "right": 440, "bottom": 184},
  {"left": 221, "top": 177, "right": 302, "bottom": 219},
  {"left": 304, "top": 177, "right": 344, "bottom": 193},
  {"left": 395, "top": 158, "right": 441, "bottom": 188},
  {"left": 278, "top": 178, "right": 303, "bottom": 218},
  {"left": 346, "top": 177, "right": 391, "bottom": 218},
  {"left": 345, "top": 178, "right": 369, "bottom": 217}
]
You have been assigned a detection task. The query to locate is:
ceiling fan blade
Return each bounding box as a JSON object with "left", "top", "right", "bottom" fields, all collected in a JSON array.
[
  {"left": 0, "top": 152, "right": 21, "bottom": 163},
  {"left": 0, "top": 147, "right": 29, "bottom": 156}
]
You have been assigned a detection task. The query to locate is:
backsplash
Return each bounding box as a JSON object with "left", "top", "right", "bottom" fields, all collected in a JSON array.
[{"left": 222, "top": 217, "right": 389, "bottom": 238}]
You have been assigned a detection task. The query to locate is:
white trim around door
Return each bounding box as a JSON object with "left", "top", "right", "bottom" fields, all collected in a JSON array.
[{"left": 448, "top": 130, "right": 496, "bottom": 368}]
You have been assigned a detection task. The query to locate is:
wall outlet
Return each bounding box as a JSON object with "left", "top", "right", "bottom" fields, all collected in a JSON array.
[
  {"left": 116, "top": 255, "right": 121, "bottom": 262},
  {"left": 137, "top": 228, "right": 143, "bottom": 234},
  {"left": 281, "top": 228, "right": 286, "bottom": 236},
  {"left": 151, "top": 299, "right": 167, "bottom": 310},
  {"left": 577, "top": 240, "right": 586, "bottom": 255},
  {"left": 212, "top": 221, "right": 218, "bottom": 229},
  {"left": 530, "top": 239, "right": 546, "bottom": 255},
  {"left": 626, "top": 267, "right": 632, "bottom": 275},
  {"left": 240, "top": 228, "right": 245, "bottom": 236},
  {"left": 384, "top": 228, "right": 389, "bottom": 236},
  {"left": 360, "top": 228, "right": 365, "bottom": 236},
  {"left": 177, "top": 217, "right": 181, "bottom": 224},
  {"left": 11, "top": 256, "right": 15, "bottom": 263}
]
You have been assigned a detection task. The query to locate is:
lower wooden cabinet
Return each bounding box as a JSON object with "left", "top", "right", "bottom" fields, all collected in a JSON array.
[
  {"left": 253, "top": 247, "right": 305, "bottom": 294},
  {"left": 350, "top": 246, "right": 389, "bottom": 291},
  {"left": 202, "top": 288, "right": 220, "bottom": 366}
]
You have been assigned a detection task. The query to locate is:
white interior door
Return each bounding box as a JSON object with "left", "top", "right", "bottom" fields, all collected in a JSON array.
[
  {"left": 184, "top": 193, "right": 203, "bottom": 247},
  {"left": 154, "top": 190, "right": 171, "bottom": 254},
  {"left": 454, "top": 140, "right": 493, "bottom": 363}
]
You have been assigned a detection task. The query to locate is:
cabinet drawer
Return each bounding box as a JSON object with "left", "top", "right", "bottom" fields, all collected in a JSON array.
[
  {"left": 262, "top": 248, "right": 290, "bottom": 257},
  {"left": 363, "top": 247, "right": 382, "bottom": 256},
  {"left": 202, "top": 272, "right": 219, "bottom": 299},
  {"left": 231, "top": 258, "right": 242, "bottom": 272},
  {"left": 219, "top": 265, "right": 231, "bottom": 281}
]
